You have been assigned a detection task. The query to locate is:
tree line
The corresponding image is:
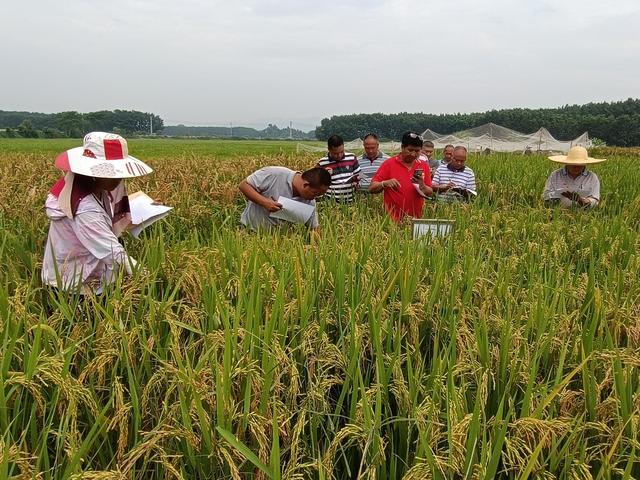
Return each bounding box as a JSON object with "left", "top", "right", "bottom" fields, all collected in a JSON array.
[
  {"left": 0, "top": 110, "right": 164, "bottom": 138},
  {"left": 163, "top": 123, "right": 314, "bottom": 139},
  {"left": 314, "top": 98, "right": 640, "bottom": 146}
]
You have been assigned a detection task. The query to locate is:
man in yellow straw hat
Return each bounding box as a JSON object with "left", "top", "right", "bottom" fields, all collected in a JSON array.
[{"left": 543, "top": 146, "right": 606, "bottom": 208}]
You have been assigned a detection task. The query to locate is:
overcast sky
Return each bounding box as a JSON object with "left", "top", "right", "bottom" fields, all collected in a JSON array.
[{"left": 2, "top": 0, "right": 638, "bottom": 130}]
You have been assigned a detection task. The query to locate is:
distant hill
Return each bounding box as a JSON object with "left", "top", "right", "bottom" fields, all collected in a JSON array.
[
  {"left": 163, "top": 124, "right": 314, "bottom": 140},
  {"left": 0, "top": 110, "right": 315, "bottom": 140}
]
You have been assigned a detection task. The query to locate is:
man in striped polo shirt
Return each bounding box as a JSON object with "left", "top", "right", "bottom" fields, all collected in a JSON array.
[
  {"left": 358, "top": 133, "right": 388, "bottom": 192},
  {"left": 316, "top": 135, "right": 361, "bottom": 203},
  {"left": 432, "top": 146, "right": 477, "bottom": 202}
]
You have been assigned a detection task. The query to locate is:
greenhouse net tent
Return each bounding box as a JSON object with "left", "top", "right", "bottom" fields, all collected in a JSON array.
[
  {"left": 420, "top": 122, "right": 591, "bottom": 153},
  {"left": 296, "top": 122, "right": 590, "bottom": 154},
  {"left": 296, "top": 138, "right": 403, "bottom": 154}
]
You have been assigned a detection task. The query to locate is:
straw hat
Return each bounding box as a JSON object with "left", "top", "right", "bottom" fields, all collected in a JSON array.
[
  {"left": 55, "top": 132, "right": 153, "bottom": 178},
  {"left": 548, "top": 146, "right": 606, "bottom": 165}
]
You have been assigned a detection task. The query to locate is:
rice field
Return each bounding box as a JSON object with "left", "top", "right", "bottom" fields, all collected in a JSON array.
[{"left": 1, "top": 138, "right": 639, "bottom": 479}]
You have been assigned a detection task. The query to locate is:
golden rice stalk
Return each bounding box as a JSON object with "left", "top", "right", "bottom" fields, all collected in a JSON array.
[
  {"left": 0, "top": 438, "right": 38, "bottom": 479},
  {"left": 68, "top": 471, "right": 127, "bottom": 480},
  {"left": 218, "top": 446, "right": 243, "bottom": 480},
  {"left": 106, "top": 377, "right": 131, "bottom": 463}
]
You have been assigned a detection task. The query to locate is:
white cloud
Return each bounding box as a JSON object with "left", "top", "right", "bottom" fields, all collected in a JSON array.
[{"left": 1, "top": 0, "right": 638, "bottom": 129}]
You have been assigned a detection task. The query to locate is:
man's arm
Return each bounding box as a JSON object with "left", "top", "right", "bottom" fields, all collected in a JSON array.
[
  {"left": 239, "top": 180, "right": 282, "bottom": 212},
  {"left": 418, "top": 182, "right": 433, "bottom": 197},
  {"left": 412, "top": 168, "right": 433, "bottom": 197},
  {"left": 419, "top": 164, "right": 433, "bottom": 196},
  {"left": 432, "top": 182, "right": 454, "bottom": 192},
  {"left": 369, "top": 179, "right": 400, "bottom": 193},
  {"left": 369, "top": 162, "right": 396, "bottom": 194}
]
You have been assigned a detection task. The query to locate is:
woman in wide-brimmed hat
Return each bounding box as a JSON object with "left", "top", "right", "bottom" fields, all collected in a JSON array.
[
  {"left": 542, "top": 146, "right": 606, "bottom": 208},
  {"left": 42, "top": 132, "right": 153, "bottom": 293}
]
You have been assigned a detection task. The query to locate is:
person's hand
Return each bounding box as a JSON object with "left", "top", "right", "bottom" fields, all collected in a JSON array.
[
  {"left": 561, "top": 191, "right": 582, "bottom": 202},
  {"left": 382, "top": 179, "right": 401, "bottom": 190},
  {"left": 261, "top": 197, "right": 283, "bottom": 212},
  {"left": 444, "top": 182, "right": 455, "bottom": 191}
]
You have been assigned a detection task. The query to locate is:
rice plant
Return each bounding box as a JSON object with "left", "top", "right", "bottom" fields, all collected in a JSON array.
[{"left": 0, "top": 139, "right": 639, "bottom": 479}]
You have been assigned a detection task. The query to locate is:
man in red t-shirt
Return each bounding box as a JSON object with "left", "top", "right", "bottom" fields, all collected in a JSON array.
[{"left": 369, "top": 131, "right": 433, "bottom": 221}]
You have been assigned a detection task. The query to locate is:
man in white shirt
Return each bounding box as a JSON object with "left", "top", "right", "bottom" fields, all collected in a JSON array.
[{"left": 543, "top": 146, "right": 605, "bottom": 208}]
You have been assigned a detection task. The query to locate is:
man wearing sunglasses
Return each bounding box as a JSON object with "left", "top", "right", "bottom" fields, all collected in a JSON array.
[{"left": 369, "top": 132, "right": 433, "bottom": 221}]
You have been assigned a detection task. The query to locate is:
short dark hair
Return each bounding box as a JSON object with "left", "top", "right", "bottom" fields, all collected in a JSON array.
[
  {"left": 454, "top": 145, "right": 468, "bottom": 153},
  {"left": 327, "top": 135, "right": 344, "bottom": 149},
  {"left": 363, "top": 132, "right": 379, "bottom": 141},
  {"left": 302, "top": 167, "right": 332, "bottom": 188},
  {"left": 444, "top": 144, "right": 454, "bottom": 150},
  {"left": 423, "top": 140, "right": 434, "bottom": 148},
  {"left": 401, "top": 131, "right": 423, "bottom": 148}
]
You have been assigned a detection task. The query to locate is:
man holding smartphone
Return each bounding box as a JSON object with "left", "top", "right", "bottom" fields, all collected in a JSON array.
[{"left": 368, "top": 131, "right": 433, "bottom": 222}]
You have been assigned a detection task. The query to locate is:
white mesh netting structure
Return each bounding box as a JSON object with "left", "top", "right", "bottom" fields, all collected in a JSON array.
[
  {"left": 297, "top": 122, "right": 591, "bottom": 154},
  {"left": 422, "top": 123, "right": 591, "bottom": 153}
]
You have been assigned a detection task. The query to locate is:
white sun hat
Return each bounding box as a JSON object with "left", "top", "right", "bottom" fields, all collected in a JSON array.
[
  {"left": 55, "top": 132, "right": 153, "bottom": 178},
  {"left": 548, "top": 146, "right": 606, "bottom": 165}
]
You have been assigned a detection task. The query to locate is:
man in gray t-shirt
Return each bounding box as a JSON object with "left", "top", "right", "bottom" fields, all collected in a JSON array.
[{"left": 239, "top": 166, "right": 331, "bottom": 231}]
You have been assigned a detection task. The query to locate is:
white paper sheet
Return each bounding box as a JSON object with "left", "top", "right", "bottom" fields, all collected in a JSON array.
[
  {"left": 546, "top": 188, "right": 566, "bottom": 199},
  {"left": 128, "top": 191, "right": 173, "bottom": 238},
  {"left": 269, "top": 196, "right": 315, "bottom": 225},
  {"left": 412, "top": 220, "right": 454, "bottom": 239}
]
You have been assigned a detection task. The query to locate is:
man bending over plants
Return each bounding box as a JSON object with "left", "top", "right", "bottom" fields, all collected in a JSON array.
[{"left": 239, "top": 166, "right": 331, "bottom": 231}]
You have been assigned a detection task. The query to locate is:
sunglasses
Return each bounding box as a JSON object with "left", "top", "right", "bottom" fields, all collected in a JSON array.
[{"left": 407, "top": 132, "right": 422, "bottom": 139}]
